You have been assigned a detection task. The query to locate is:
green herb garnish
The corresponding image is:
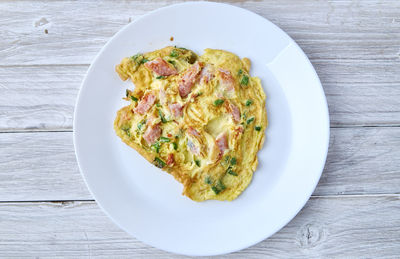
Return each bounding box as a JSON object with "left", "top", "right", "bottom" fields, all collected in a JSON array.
[
  {"left": 160, "top": 137, "right": 170, "bottom": 143},
  {"left": 131, "top": 54, "right": 148, "bottom": 65},
  {"left": 170, "top": 49, "right": 179, "bottom": 58},
  {"left": 255, "top": 126, "right": 262, "bottom": 131},
  {"left": 227, "top": 168, "right": 238, "bottom": 176},
  {"left": 240, "top": 75, "right": 249, "bottom": 86},
  {"left": 217, "top": 180, "right": 226, "bottom": 191},
  {"left": 154, "top": 157, "right": 166, "bottom": 168},
  {"left": 137, "top": 120, "right": 146, "bottom": 131},
  {"left": 156, "top": 103, "right": 161, "bottom": 107},
  {"left": 224, "top": 155, "right": 231, "bottom": 163},
  {"left": 121, "top": 125, "right": 131, "bottom": 137},
  {"left": 156, "top": 75, "right": 166, "bottom": 79},
  {"left": 168, "top": 60, "right": 176, "bottom": 66},
  {"left": 131, "top": 96, "right": 138, "bottom": 102},
  {"left": 214, "top": 99, "right": 225, "bottom": 106},
  {"left": 172, "top": 142, "right": 178, "bottom": 150},
  {"left": 211, "top": 186, "right": 220, "bottom": 194},
  {"left": 125, "top": 89, "right": 130, "bottom": 97},
  {"left": 130, "top": 54, "right": 141, "bottom": 61},
  {"left": 238, "top": 69, "right": 243, "bottom": 76},
  {"left": 230, "top": 157, "right": 237, "bottom": 165},
  {"left": 195, "top": 159, "right": 201, "bottom": 167},
  {"left": 158, "top": 109, "right": 167, "bottom": 123},
  {"left": 245, "top": 100, "right": 253, "bottom": 106},
  {"left": 151, "top": 142, "right": 160, "bottom": 153},
  {"left": 246, "top": 117, "right": 255, "bottom": 124},
  {"left": 205, "top": 176, "right": 212, "bottom": 185}
]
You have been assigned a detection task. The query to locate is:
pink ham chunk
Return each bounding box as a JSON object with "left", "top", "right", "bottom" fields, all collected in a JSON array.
[
  {"left": 218, "top": 68, "right": 235, "bottom": 93},
  {"left": 179, "top": 62, "right": 202, "bottom": 98},
  {"left": 229, "top": 103, "right": 241, "bottom": 123},
  {"left": 169, "top": 103, "right": 183, "bottom": 118},
  {"left": 166, "top": 153, "right": 175, "bottom": 166},
  {"left": 199, "top": 64, "right": 215, "bottom": 84},
  {"left": 215, "top": 132, "right": 228, "bottom": 155},
  {"left": 143, "top": 124, "right": 161, "bottom": 145},
  {"left": 144, "top": 57, "right": 177, "bottom": 76},
  {"left": 187, "top": 126, "right": 201, "bottom": 138},
  {"left": 134, "top": 93, "right": 156, "bottom": 115}
]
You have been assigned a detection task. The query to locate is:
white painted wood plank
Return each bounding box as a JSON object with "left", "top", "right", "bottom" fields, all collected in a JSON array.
[
  {"left": 0, "top": 196, "right": 398, "bottom": 257},
  {"left": 0, "top": 128, "right": 399, "bottom": 201},
  {"left": 0, "top": 132, "right": 91, "bottom": 201},
  {"left": 0, "top": 0, "right": 399, "bottom": 65},
  {"left": 0, "top": 60, "right": 399, "bottom": 131},
  {"left": 0, "top": 65, "right": 84, "bottom": 131}
]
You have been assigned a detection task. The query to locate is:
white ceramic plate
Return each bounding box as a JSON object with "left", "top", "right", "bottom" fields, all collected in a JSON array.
[{"left": 74, "top": 2, "right": 329, "bottom": 256}]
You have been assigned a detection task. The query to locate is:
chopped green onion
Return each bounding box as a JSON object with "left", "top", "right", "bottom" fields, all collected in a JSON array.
[
  {"left": 196, "top": 92, "right": 203, "bottom": 97},
  {"left": 217, "top": 180, "right": 226, "bottom": 191},
  {"left": 130, "top": 54, "right": 148, "bottom": 65},
  {"left": 205, "top": 176, "right": 212, "bottom": 185},
  {"left": 125, "top": 89, "right": 130, "bottom": 97},
  {"left": 214, "top": 99, "right": 225, "bottom": 106},
  {"left": 158, "top": 109, "right": 167, "bottom": 123},
  {"left": 172, "top": 142, "right": 178, "bottom": 150},
  {"left": 255, "top": 126, "right": 262, "bottom": 131},
  {"left": 160, "top": 137, "right": 170, "bottom": 143},
  {"left": 211, "top": 186, "right": 220, "bottom": 194},
  {"left": 168, "top": 60, "right": 176, "bottom": 65},
  {"left": 195, "top": 159, "right": 201, "bottom": 167},
  {"left": 240, "top": 75, "right": 249, "bottom": 86},
  {"left": 224, "top": 155, "right": 231, "bottom": 163},
  {"left": 156, "top": 103, "right": 161, "bottom": 107},
  {"left": 151, "top": 142, "right": 160, "bottom": 153},
  {"left": 121, "top": 125, "right": 131, "bottom": 137},
  {"left": 137, "top": 120, "right": 146, "bottom": 131},
  {"left": 227, "top": 168, "right": 238, "bottom": 176},
  {"left": 238, "top": 69, "right": 243, "bottom": 76},
  {"left": 154, "top": 157, "right": 166, "bottom": 168},
  {"left": 245, "top": 100, "right": 253, "bottom": 106},
  {"left": 130, "top": 54, "right": 141, "bottom": 61},
  {"left": 156, "top": 75, "right": 166, "bottom": 79},
  {"left": 131, "top": 96, "right": 138, "bottom": 102},
  {"left": 246, "top": 117, "right": 255, "bottom": 124},
  {"left": 230, "top": 157, "right": 237, "bottom": 165},
  {"left": 170, "top": 49, "right": 179, "bottom": 58}
]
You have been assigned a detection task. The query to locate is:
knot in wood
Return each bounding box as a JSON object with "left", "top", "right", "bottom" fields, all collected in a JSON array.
[{"left": 297, "top": 223, "right": 325, "bottom": 248}]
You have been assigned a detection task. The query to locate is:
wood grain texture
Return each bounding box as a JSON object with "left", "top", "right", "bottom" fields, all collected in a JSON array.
[
  {"left": 0, "top": 0, "right": 399, "bottom": 65},
  {"left": 0, "top": 65, "right": 84, "bottom": 131},
  {"left": 1, "top": 0, "right": 399, "bottom": 257},
  {"left": 0, "top": 61, "right": 399, "bottom": 131},
  {"left": 0, "top": 196, "right": 399, "bottom": 258},
  {"left": 0, "top": 132, "right": 91, "bottom": 201},
  {"left": 1, "top": 127, "right": 399, "bottom": 201}
]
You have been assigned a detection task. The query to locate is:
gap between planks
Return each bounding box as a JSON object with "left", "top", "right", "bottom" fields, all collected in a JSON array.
[
  {"left": 0, "top": 193, "right": 399, "bottom": 204},
  {"left": 2, "top": 124, "right": 400, "bottom": 134}
]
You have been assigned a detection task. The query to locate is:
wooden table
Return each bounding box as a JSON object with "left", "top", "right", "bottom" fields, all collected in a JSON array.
[{"left": 1, "top": 0, "right": 399, "bottom": 257}]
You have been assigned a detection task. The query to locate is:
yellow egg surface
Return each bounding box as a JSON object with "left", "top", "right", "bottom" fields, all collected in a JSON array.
[{"left": 114, "top": 46, "right": 267, "bottom": 201}]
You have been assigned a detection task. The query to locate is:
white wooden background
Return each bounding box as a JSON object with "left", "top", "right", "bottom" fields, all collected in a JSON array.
[{"left": 1, "top": 0, "right": 399, "bottom": 258}]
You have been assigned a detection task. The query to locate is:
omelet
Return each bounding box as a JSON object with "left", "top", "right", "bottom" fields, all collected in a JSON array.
[{"left": 114, "top": 46, "right": 267, "bottom": 201}]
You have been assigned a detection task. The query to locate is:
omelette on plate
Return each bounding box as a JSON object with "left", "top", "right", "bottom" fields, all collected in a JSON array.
[{"left": 114, "top": 46, "right": 267, "bottom": 201}]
